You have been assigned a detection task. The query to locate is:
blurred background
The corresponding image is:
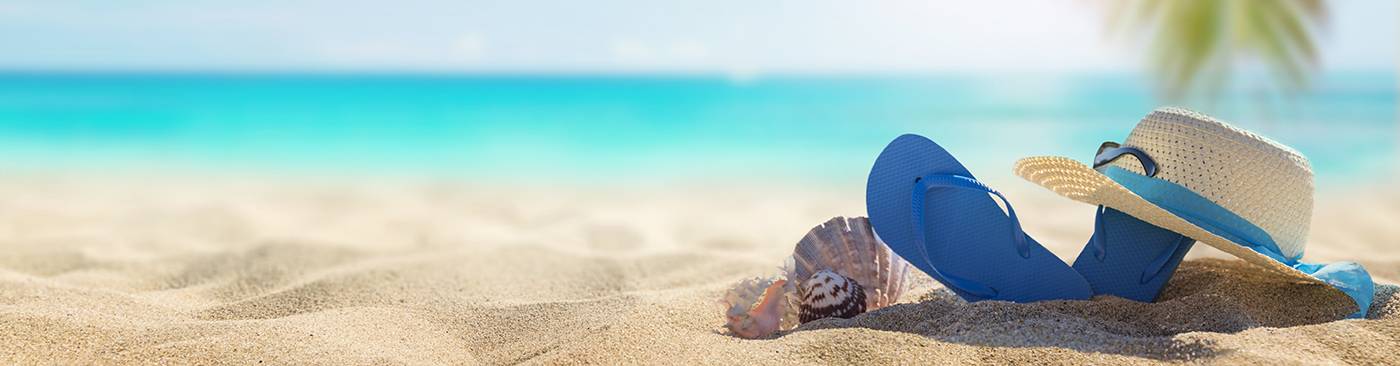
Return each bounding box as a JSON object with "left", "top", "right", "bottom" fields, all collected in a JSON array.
[{"left": 0, "top": 0, "right": 1394, "bottom": 188}]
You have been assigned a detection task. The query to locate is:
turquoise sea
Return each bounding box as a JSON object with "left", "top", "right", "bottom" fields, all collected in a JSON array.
[{"left": 0, "top": 72, "right": 1394, "bottom": 187}]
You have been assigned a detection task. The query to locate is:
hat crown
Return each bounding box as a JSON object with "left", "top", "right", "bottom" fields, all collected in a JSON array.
[{"left": 1109, "top": 107, "right": 1313, "bottom": 259}]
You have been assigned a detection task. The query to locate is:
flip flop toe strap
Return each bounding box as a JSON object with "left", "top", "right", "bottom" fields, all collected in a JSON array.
[
  {"left": 1090, "top": 206, "right": 1193, "bottom": 285},
  {"left": 910, "top": 173, "right": 1030, "bottom": 300}
]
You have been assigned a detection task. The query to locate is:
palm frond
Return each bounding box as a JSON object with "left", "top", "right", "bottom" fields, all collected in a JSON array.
[{"left": 1105, "top": 0, "right": 1327, "bottom": 101}]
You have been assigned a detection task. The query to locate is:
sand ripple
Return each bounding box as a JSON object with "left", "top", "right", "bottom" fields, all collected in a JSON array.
[{"left": 0, "top": 178, "right": 1396, "bottom": 364}]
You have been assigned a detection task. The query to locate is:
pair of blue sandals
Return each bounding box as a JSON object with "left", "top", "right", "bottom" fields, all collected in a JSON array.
[{"left": 867, "top": 134, "right": 1194, "bottom": 303}]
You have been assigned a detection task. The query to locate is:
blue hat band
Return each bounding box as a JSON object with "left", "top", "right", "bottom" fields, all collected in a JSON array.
[
  {"left": 1100, "top": 166, "right": 1374, "bottom": 318},
  {"left": 1100, "top": 166, "right": 1296, "bottom": 264}
]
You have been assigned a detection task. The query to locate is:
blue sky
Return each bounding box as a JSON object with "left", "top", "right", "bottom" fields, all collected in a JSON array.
[{"left": 0, "top": 1, "right": 1394, "bottom": 74}]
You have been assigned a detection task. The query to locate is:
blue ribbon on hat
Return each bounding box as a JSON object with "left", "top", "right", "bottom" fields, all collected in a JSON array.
[{"left": 1102, "top": 166, "right": 1374, "bottom": 318}]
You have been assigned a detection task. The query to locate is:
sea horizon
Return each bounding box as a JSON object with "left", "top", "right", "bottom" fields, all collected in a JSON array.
[{"left": 0, "top": 70, "right": 1394, "bottom": 187}]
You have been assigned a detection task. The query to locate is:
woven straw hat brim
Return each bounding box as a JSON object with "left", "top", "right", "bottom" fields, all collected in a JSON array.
[{"left": 1014, "top": 156, "right": 1335, "bottom": 290}]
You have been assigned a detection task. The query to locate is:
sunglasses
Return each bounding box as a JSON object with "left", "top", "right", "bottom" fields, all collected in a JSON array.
[{"left": 1093, "top": 141, "right": 1158, "bottom": 177}]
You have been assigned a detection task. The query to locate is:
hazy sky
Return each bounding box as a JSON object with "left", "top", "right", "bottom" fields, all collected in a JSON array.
[{"left": 0, "top": 1, "right": 1394, "bottom": 73}]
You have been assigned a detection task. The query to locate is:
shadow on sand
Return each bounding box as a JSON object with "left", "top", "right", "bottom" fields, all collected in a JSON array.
[{"left": 788, "top": 259, "right": 1382, "bottom": 362}]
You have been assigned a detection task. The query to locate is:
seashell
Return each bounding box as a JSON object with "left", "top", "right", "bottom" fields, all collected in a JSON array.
[
  {"left": 720, "top": 276, "right": 794, "bottom": 339},
  {"left": 719, "top": 216, "right": 911, "bottom": 338},
  {"left": 798, "top": 269, "right": 867, "bottom": 323},
  {"left": 785, "top": 216, "right": 911, "bottom": 321}
]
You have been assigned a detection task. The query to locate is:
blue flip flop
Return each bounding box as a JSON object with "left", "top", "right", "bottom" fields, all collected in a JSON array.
[
  {"left": 866, "top": 134, "right": 1092, "bottom": 303},
  {"left": 1072, "top": 206, "right": 1195, "bottom": 302},
  {"left": 1071, "top": 142, "right": 1196, "bottom": 302}
]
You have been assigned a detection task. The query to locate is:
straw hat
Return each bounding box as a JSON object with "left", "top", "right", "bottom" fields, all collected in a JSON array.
[{"left": 1014, "top": 107, "right": 1339, "bottom": 290}]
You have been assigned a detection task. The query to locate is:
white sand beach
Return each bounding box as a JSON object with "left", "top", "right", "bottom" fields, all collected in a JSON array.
[{"left": 1, "top": 172, "right": 1397, "bottom": 364}]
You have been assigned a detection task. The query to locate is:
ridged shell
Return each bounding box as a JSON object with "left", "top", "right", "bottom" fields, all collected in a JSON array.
[
  {"left": 798, "top": 270, "right": 867, "bottom": 323},
  {"left": 785, "top": 216, "right": 911, "bottom": 316}
]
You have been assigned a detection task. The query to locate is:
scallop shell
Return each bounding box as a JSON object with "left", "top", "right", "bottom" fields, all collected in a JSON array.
[
  {"left": 785, "top": 216, "right": 910, "bottom": 318},
  {"left": 798, "top": 269, "right": 867, "bottom": 323}
]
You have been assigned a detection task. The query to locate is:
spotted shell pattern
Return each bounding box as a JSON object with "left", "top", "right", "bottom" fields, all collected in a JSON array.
[{"left": 798, "top": 270, "right": 867, "bottom": 323}]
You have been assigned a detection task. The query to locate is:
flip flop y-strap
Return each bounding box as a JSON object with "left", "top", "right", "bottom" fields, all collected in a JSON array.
[
  {"left": 910, "top": 173, "right": 1029, "bottom": 299},
  {"left": 1090, "top": 142, "right": 1192, "bottom": 285},
  {"left": 1088, "top": 205, "right": 1193, "bottom": 285},
  {"left": 1090, "top": 205, "right": 1109, "bottom": 261},
  {"left": 1140, "top": 235, "right": 1193, "bottom": 285}
]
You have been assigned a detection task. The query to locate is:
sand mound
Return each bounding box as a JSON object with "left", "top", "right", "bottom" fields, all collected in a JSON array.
[{"left": 797, "top": 259, "right": 1394, "bottom": 362}]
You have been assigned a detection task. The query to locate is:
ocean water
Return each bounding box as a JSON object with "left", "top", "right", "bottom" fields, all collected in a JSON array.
[{"left": 0, "top": 72, "right": 1394, "bottom": 187}]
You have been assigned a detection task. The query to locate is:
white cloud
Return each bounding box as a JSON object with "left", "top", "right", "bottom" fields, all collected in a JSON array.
[
  {"left": 310, "top": 33, "right": 488, "bottom": 69},
  {"left": 449, "top": 34, "right": 487, "bottom": 62},
  {"left": 609, "top": 38, "right": 711, "bottom": 70}
]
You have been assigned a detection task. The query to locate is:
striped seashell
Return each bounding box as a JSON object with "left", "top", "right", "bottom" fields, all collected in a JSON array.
[
  {"left": 798, "top": 270, "right": 867, "bottom": 323},
  {"left": 785, "top": 216, "right": 911, "bottom": 319}
]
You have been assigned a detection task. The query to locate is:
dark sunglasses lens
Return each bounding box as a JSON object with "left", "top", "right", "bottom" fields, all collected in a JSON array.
[
  {"left": 1092, "top": 144, "right": 1159, "bottom": 177},
  {"left": 1141, "top": 159, "right": 1158, "bottom": 177},
  {"left": 1095, "top": 141, "right": 1120, "bottom": 157}
]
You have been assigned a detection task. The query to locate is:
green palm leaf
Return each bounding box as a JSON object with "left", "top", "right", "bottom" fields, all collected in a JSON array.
[{"left": 1107, "top": 0, "right": 1327, "bottom": 100}]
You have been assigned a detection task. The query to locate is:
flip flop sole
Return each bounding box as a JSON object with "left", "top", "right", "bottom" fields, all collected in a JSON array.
[{"left": 866, "top": 134, "right": 1091, "bottom": 303}]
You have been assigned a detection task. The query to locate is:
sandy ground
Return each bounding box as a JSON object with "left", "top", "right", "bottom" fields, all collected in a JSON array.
[{"left": 0, "top": 172, "right": 1397, "bottom": 365}]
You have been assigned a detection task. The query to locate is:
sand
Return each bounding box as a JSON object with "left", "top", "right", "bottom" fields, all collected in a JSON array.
[{"left": 0, "top": 173, "right": 1397, "bottom": 365}]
